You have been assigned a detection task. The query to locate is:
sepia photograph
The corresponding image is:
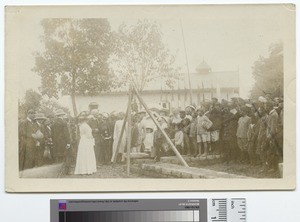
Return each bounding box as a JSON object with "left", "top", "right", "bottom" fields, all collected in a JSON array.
[{"left": 5, "top": 5, "right": 296, "bottom": 192}]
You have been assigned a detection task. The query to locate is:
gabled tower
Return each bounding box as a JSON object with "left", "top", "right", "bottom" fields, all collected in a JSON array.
[{"left": 196, "top": 59, "right": 212, "bottom": 74}]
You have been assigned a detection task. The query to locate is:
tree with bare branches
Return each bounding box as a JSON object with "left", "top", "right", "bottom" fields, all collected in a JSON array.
[{"left": 111, "top": 19, "right": 180, "bottom": 92}]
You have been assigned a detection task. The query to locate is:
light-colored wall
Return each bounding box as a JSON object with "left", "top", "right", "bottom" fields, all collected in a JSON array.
[{"left": 71, "top": 88, "right": 237, "bottom": 115}]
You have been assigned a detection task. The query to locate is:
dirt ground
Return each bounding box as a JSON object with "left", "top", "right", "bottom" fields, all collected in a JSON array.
[
  {"left": 20, "top": 158, "right": 280, "bottom": 179},
  {"left": 62, "top": 160, "right": 279, "bottom": 179},
  {"left": 61, "top": 163, "right": 143, "bottom": 178},
  {"left": 189, "top": 159, "right": 280, "bottom": 178}
]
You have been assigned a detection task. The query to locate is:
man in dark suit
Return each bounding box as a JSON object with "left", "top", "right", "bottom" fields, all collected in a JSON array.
[
  {"left": 51, "top": 110, "right": 71, "bottom": 174},
  {"left": 33, "top": 113, "right": 47, "bottom": 166},
  {"left": 43, "top": 118, "right": 54, "bottom": 165},
  {"left": 88, "top": 109, "right": 102, "bottom": 165},
  {"left": 266, "top": 102, "right": 280, "bottom": 172},
  {"left": 19, "top": 109, "right": 39, "bottom": 170},
  {"left": 207, "top": 99, "right": 223, "bottom": 155},
  {"left": 99, "top": 113, "right": 113, "bottom": 165}
]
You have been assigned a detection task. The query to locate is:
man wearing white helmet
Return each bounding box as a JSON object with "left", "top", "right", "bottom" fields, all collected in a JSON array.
[{"left": 185, "top": 105, "right": 195, "bottom": 121}]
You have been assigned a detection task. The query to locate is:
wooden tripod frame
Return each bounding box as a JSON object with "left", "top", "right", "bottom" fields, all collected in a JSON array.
[{"left": 112, "top": 84, "right": 189, "bottom": 176}]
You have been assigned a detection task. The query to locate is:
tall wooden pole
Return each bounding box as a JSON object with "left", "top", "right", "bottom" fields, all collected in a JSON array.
[
  {"left": 202, "top": 82, "right": 205, "bottom": 102},
  {"left": 180, "top": 19, "right": 193, "bottom": 105},
  {"left": 177, "top": 81, "right": 180, "bottom": 108},
  {"left": 126, "top": 85, "right": 132, "bottom": 176},
  {"left": 112, "top": 96, "right": 130, "bottom": 164},
  {"left": 133, "top": 85, "right": 189, "bottom": 167}
]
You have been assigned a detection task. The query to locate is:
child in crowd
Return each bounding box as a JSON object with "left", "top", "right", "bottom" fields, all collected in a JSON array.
[
  {"left": 174, "top": 124, "right": 184, "bottom": 154},
  {"left": 189, "top": 111, "right": 198, "bottom": 157},
  {"left": 197, "top": 108, "right": 213, "bottom": 157},
  {"left": 182, "top": 118, "right": 191, "bottom": 155}
]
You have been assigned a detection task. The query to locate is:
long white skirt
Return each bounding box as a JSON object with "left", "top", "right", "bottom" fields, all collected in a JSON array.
[{"left": 74, "top": 137, "right": 97, "bottom": 175}]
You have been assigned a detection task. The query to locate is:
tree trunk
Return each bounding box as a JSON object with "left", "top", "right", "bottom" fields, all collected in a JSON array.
[
  {"left": 71, "top": 93, "right": 78, "bottom": 117},
  {"left": 71, "top": 72, "right": 78, "bottom": 117}
]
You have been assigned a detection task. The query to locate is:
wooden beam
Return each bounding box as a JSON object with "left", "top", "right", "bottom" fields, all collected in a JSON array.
[
  {"left": 112, "top": 96, "right": 130, "bottom": 164},
  {"left": 132, "top": 85, "right": 189, "bottom": 167},
  {"left": 126, "top": 85, "right": 132, "bottom": 176}
]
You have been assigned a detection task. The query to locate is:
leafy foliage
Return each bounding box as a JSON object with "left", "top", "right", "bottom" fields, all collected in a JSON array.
[
  {"left": 38, "top": 98, "right": 70, "bottom": 117},
  {"left": 19, "top": 89, "right": 70, "bottom": 120},
  {"left": 111, "top": 19, "right": 180, "bottom": 91},
  {"left": 33, "top": 19, "right": 115, "bottom": 115},
  {"left": 19, "top": 89, "right": 42, "bottom": 119},
  {"left": 250, "top": 41, "right": 283, "bottom": 99},
  {"left": 23, "top": 89, "right": 42, "bottom": 110}
]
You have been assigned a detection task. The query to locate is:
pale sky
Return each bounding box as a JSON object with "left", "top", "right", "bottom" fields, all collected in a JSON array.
[{"left": 17, "top": 6, "right": 286, "bottom": 100}]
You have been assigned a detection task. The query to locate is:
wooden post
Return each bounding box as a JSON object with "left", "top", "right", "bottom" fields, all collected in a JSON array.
[
  {"left": 202, "top": 82, "right": 205, "bottom": 102},
  {"left": 180, "top": 19, "right": 193, "bottom": 105},
  {"left": 112, "top": 110, "right": 127, "bottom": 163},
  {"left": 112, "top": 96, "right": 131, "bottom": 164},
  {"left": 126, "top": 85, "right": 132, "bottom": 176},
  {"left": 132, "top": 85, "right": 189, "bottom": 167}
]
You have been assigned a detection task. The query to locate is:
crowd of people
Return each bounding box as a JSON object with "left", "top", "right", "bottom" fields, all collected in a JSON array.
[
  {"left": 153, "top": 95, "right": 283, "bottom": 173},
  {"left": 18, "top": 95, "right": 283, "bottom": 176}
]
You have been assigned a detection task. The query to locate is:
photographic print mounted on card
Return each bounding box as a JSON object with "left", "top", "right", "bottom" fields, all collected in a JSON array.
[{"left": 5, "top": 4, "right": 296, "bottom": 192}]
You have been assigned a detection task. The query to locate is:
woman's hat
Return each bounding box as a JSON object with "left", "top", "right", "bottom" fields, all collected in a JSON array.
[
  {"left": 258, "top": 96, "right": 268, "bottom": 103},
  {"left": 77, "top": 111, "right": 88, "bottom": 119},
  {"left": 54, "top": 109, "right": 65, "bottom": 116},
  {"left": 34, "top": 113, "right": 47, "bottom": 120},
  {"left": 185, "top": 105, "right": 196, "bottom": 110}
]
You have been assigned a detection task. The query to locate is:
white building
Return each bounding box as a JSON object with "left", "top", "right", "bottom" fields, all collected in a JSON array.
[{"left": 65, "top": 61, "right": 239, "bottom": 115}]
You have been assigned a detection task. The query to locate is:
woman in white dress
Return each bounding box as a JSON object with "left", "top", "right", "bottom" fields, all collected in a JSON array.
[{"left": 74, "top": 115, "right": 97, "bottom": 175}]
